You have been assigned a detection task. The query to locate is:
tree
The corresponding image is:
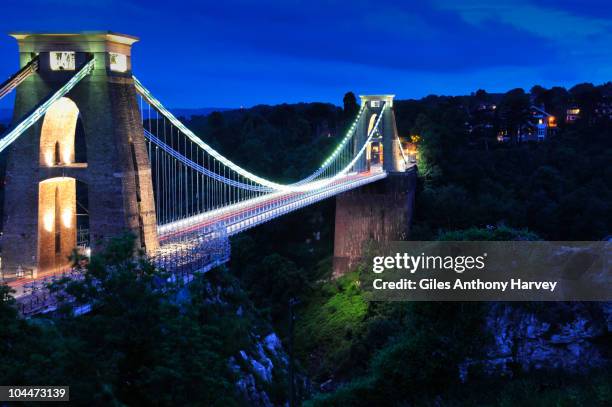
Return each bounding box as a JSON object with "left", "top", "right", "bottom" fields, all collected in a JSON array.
[
  {"left": 541, "top": 86, "right": 570, "bottom": 122},
  {"left": 207, "top": 110, "right": 225, "bottom": 128},
  {"left": 343, "top": 91, "right": 358, "bottom": 119},
  {"left": 499, "top": 88, "right": 530, "bottom": 144},
  {"left": 530, "top": 85, "right": 547, "bottom": 106},
  {"left": 474, "top": 89, "right": 488, "bottom": 101},
  {"left": 569, "top": 83, "right": 602, "bottom": 124}
]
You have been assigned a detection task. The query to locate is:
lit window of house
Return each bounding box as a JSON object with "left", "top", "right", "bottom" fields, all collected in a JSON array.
[
  {"left": 50, "top": 51, "right": 75, "bottom": 71},
  {"left": 109, "top": 52, "right": 128, "bottom": 72},
  {"left": 566, "top": 108, "right": 581, "bottom": 123}
]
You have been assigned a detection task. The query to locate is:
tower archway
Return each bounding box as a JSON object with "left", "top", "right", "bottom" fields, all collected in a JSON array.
[
  {"left": 367, "top": 113, "right": 378, "bottom": 136},
  {"left": 39, "top": 97, "right": 86, "bottom": 167},
  {"left": 38, "top": 177, "right": 77, "bottom": 272}
]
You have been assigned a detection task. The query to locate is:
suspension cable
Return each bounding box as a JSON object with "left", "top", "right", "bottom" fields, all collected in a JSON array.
[
  {"left": 134, "top": 76, "right": 378, "bottom": 192},
  {"left": 0, "top": 57, "right": 95, "bottom": 154}
]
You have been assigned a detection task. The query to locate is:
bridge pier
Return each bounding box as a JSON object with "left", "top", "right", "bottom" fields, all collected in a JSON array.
[
  {"left": 332, "top": 170, "right": 416, "bottom": 277},
  {"left": 333, "top": 94, "right": 416, "bottom": 277}
]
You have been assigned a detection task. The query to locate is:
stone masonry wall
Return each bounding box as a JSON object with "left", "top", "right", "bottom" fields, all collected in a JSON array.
[{"left": 332, "top": 170, "right": 416, "bottom": 277}]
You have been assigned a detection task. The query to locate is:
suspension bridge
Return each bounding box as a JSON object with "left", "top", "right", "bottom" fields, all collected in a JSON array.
[{"left": 0, "top": 32, "right": 416, "bottom": 315}]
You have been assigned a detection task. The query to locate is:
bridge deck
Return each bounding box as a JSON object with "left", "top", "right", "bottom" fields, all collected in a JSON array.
[
  {"left": 158, "top": 169, "right": 388, "bottom": 243},
  {"left": 7, "top": 169, "right": 392, "bottom": 316}
]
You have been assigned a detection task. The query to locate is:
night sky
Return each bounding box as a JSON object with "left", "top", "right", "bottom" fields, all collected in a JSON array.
[{"left": 0, "top": 0, "right": 611, "bottom": 109}]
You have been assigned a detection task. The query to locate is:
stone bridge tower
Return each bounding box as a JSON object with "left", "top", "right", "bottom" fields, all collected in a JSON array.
[
  {"left": 1, "top": 32, "right": 158, "bottom": 276},
  {"left": 353, "top": 95, "right": 405, "bottom": 173},
  {"left": 333, "top": 95, "right": 416, "bottom": 276}
]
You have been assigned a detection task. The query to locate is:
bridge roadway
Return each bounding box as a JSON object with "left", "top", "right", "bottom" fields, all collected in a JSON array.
[
  {"left": 7, "top": 168, "right": 390, "bottom": 314},
  {"left": 158, "top": 168, "right": 387, "bottom": 243}
]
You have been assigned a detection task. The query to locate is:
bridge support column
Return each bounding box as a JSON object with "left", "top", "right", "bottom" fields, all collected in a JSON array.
[
  {"left": 332, "top": 169, "right": 416, "bottom": 277},
  {"left": 1, "top": 32, "right": 158, "bottom": 276}
]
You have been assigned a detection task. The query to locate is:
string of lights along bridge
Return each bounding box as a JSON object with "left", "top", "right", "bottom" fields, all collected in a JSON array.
[{"left": 0, "top": 33, "right": 415, "bottom": 314}]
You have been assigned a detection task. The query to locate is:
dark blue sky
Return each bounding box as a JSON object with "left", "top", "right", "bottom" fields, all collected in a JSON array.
[{"left": 1, "top": 0, "right": 611, "bottom": 109}]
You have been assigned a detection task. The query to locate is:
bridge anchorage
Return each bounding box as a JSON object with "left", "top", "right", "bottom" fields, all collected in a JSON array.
[{"left": 0, "top": 32, "right": 416, "bottom": 314}]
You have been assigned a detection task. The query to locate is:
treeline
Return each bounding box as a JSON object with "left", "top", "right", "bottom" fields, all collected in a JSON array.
[
  {"left": 394, "top": 85, "right": 611, "bottom": 240},
  {"left": 184, "top": 101, "right": 349, "bottom": 184}
]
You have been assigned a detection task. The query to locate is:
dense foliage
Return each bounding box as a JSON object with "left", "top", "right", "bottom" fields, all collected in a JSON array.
[
  {"left": 0, "top": 235, "right": 272, "bottom": 406},
  {"left": 184, "top": 102, "right": 345, "bottom": 184},
  {"left": 394, "top": 87, "right": 611, "bottom": 240}
]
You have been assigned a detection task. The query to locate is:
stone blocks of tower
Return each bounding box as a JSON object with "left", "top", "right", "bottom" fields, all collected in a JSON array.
[
  {"left": 1, "top": 32, "right": 158, "bottom": 274},
  {"left": 332, "top": 170, "right": 416, "bottom": 277},
  {"left": 382, "top": 108, "right": 405, "bottom": 173}
]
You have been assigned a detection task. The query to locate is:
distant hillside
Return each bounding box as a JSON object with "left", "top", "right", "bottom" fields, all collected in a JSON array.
[
  {"left": 0, "top": 107, "right": 233, "bottom": 126},
  {"left": 171, "top": 107, "right": 232, "bottom": 119}
]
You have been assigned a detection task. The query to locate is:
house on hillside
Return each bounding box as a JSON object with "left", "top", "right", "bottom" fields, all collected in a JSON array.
[
  {"left": 527, "top": 105, "right": 557, "bottom": 141},
  {"left": 497, "top": 105, "right": 557, "bottom": 143},
  {"left": 565, "top": 99, "right": 612, "bottom": 123}
]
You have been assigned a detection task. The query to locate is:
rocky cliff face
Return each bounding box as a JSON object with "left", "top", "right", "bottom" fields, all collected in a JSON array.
[
  {"left": 188, "top": 274, "right": 292, "bottom": 407},
  {"left": 230, "top": 332, "right": 288, "bottom": 407},
  {"left": 462, "top": 302, "right": 611, "bottom": 380}
]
